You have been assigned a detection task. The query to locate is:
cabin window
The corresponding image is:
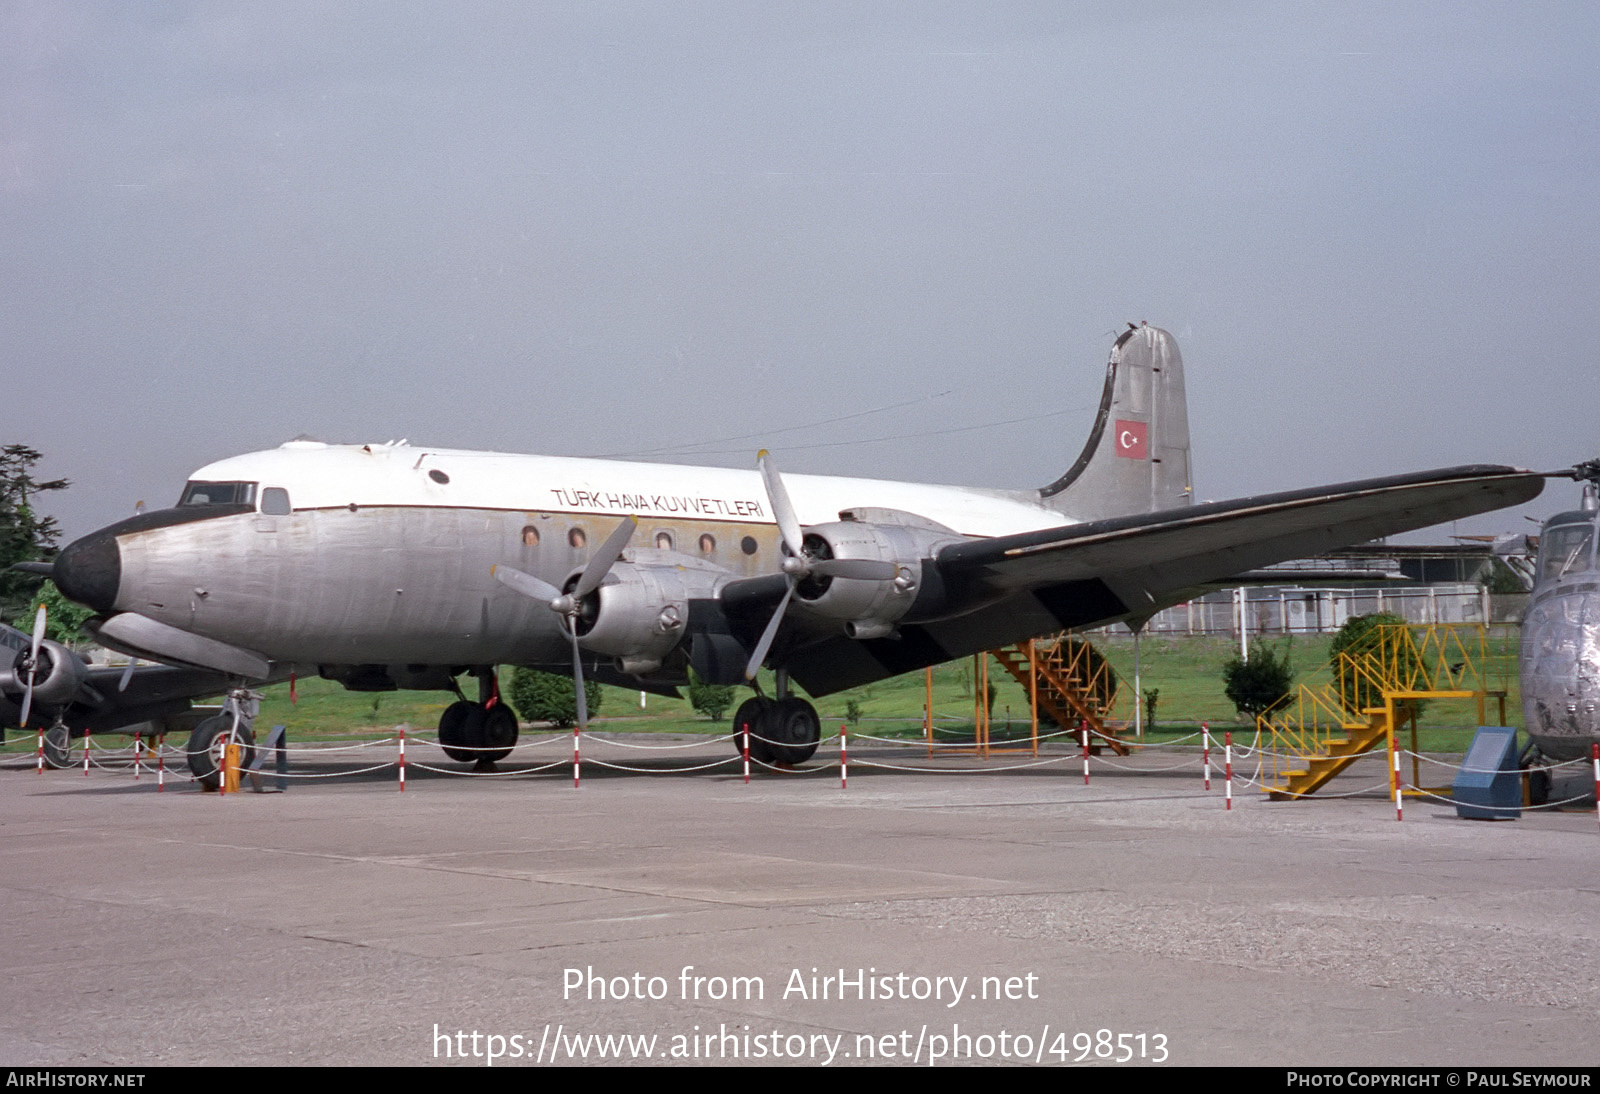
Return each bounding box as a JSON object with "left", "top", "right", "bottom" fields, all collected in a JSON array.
[
  {"left": 740, "top": 535, "right": 759, "bottom": 556},
  {"left": 179, "top": 481, "right": 256, "bottom": 507},
  {"left": 428, "top": 469, "right": 450, "bottom": 485},
  {"left": 521, "top": 525, "right": 540, "bottom": 547},
  {"left": 699, "top": 533, "right": 716, "bottom": 554},
  {"left": 260, "top": 488, "right": 291, "bottom": 515},
  {"left": 655, "top": 531, "right": 674, "bottom": 550},
  {"left": 1538, "top": 523, "right": 1595, "bottom": 582},
  {"left": 568, "top": 527, "right": 587, "bottom": 548}
]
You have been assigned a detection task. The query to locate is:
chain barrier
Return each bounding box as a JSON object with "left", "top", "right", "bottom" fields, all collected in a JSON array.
[{"left": 13, "top": 718, "right": 1600, "bottom": 824}]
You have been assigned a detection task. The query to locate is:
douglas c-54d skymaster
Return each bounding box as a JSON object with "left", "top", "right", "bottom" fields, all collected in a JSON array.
[{"left": 41, "top": 325, "right": 1546, "bottom": 778}]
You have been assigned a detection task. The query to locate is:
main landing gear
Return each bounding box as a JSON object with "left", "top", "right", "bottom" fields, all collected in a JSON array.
[
  {"left": 731, "top": 695, "right": 821, "bottom": 766},
  {"left": 438, "top": 701, "right": 518, "bottom": 767},
  {"left": 438, "top": 669, "right": 518, "bottom": 768}
]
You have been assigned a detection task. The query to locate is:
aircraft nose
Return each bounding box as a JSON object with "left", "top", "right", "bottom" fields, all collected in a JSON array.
[{"left": 53, "top": 530, "right": 121, "bottom": 613}]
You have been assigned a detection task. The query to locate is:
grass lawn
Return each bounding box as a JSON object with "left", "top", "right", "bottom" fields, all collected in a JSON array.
[{"left": 2, "top": 630, "right": 1522, "bottom": 755}]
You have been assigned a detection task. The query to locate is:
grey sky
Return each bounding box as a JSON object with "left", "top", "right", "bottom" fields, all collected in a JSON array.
[{"left": 3, "top": 2, "right": 1597, "bottom": 542}]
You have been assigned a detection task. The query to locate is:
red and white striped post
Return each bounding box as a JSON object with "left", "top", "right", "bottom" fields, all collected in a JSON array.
[
  {"left": 1224, "top": 731, "right": 1233, "bottom": 811},
  {"left": 742, "top": 724, "right": 750, "bottom": 784},
  {"left": 398, "top": 726, "right": 406, "bottom": 792},
  {"left": 35, "top": 726, "right": 43, "bottom": 774},
  {"left": 1202, "top": 722, "right": 1211, "bottom": 790},
  {"left": 572, "top": 723, "right": 581, "bottom": 789},
  {"left": 840, "top": 725, "right": 848, "bottom": 790},
  {"left": 1392, "top": 734, "right": 1403, "bottom": 822},
  {"left": 1081, "top": 721, "right": 1090, "bottom": 785},
  {"left": 157, "top": 735, "right": 165, "bottom": 793},
  {"left": 1592, "top": 744, "right": 1598, "bottom": 831},
  {"left": 133, "top": 733, "right": 141, "bottom": 781},
  {"left": 82, "top": 728, "right": 91, "bottom": 776}
]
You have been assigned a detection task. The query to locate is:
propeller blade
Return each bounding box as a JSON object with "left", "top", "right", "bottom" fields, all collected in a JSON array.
[
  {"left": 570, "top": 631, "right": 588, "bottom": 732},
  {"left": 492, "top": 564, "right": 563, "bottom": 604},
  {"left": 810, "top": 558, "right": 900, "bottom": 581},
  {"left": 757, "top": 450, "right": 804, "bottom": 557},
  {"left": 573, "top": 516, "right": 638, "bottom": 600},
  {"left": 744, "top": 580, "right": 796, "bottom": 681},
  {"left": 20, "top": 604, "right": 46, "bottom": 727},
  {"left": 118, "top": 657, "right": 139, "bottom": 693}
]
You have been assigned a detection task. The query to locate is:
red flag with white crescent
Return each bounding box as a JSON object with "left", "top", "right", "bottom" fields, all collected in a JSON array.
[{"left": 1114, "top": 419, "right": 1148, "bottom": 459}]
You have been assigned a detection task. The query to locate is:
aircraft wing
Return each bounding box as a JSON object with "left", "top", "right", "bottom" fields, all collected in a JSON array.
[{"left": 782, "top": 464, "right": 1543, "bottom": 696}]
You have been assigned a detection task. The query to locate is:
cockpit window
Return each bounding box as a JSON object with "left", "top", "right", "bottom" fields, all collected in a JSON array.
[
  {"left": 178, "top": 481, "right": 257, "bottom": 507},
  {"left": 1538, "top": 522, "right": 1595, "bottom": 582}
]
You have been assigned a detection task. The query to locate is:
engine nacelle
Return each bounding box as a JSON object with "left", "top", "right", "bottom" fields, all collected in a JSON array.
[
  {"left": 0, "top": 641, "right": 89, "bottom": 709},
  {"left": 570, "top": 554, "right": 731, "bottom": 674},
  {"left": 794, "top": 514, "right": 966, "bottom": 637}
]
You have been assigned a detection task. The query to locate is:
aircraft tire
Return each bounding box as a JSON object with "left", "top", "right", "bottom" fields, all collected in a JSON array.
[
  {"left": 478, "top": 703, "right": 518, "bottom": 764},
  {"left": 769, "top": 697, "right": 821, "bottom": 766},
  {"left": 42, "top": 725, "right": 72, "bottom": 769},
  {"left": 731, "top": 697, "right": 775, "bottom": 765},
  {"left": 438, "top": 700, "right": 483, "bottom": 764},
  {"left": 186, "top": 715, "right": 256, "bottom": 791}
]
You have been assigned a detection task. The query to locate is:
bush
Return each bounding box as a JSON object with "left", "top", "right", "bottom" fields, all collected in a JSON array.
[
  {"left": 508, "top": 667, "right": 602, "bottom": 728},
  {"left": 1221, "top": 642, "right": 1295, "bottom": 718},
  {"left": 687, "top": 674, "right": 735, "bottom": 721},
  {"left": 1329, "top": 612, "right": 1426, "bottom": 718}
]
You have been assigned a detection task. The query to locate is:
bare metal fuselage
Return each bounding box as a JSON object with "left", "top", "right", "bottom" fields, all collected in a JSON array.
[
  {"left": 1521, "top": 578, "right": 1600, "bottom": 761},
  {"left": 1520, "top": 498, "right": 1600, "bottom": 761},
  {"left": 118, "top": 503, "right": 787, "bottom": 668}
]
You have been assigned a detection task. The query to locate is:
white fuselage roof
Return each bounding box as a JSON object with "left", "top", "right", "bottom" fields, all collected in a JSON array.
[{"left": 190, "top": 441, "right": 1082, "bottom": 537}]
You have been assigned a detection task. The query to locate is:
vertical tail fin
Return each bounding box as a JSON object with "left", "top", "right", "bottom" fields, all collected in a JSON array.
[{"left": 1038, "top": 323, "right": 1192, "bottom": 519}]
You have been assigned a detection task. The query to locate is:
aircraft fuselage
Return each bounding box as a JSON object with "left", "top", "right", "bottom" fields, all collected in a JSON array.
[
  {"left": 1520, "top": 492, "right": 1600, "bottom": 761},
  {"left": 54, "top": 441, "right": 1076, "bottom": 672}
]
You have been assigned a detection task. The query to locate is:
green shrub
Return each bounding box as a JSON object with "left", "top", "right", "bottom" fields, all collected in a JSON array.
[
  {"left": 687, "top": 674, "right": 735, "bottom": 721},
  {"left": 508, "top": 667, "right": 601, "bottom": 728},
  {"left": 1221, "top": 642, "right": 1295, "bottom": 718}
]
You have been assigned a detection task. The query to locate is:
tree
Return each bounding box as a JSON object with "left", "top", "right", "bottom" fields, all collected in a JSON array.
[
  {"left": 1221, "top": 642, "right": 1295, "bottom": 719},
  {"left": 0, "top": 445, "right": 69, "bottom": 624},
  {"left": 507, "top": 667, "right": 602, "bottom": 728},
  {"left": 36, "top": 579, "right": 94, "bottom": 646},
  {"left": 686, "top": 672, "right": 735, "bottom": 721},
  {"left": 1479, "top": 558, "right": 1527, "bottom": 595}
]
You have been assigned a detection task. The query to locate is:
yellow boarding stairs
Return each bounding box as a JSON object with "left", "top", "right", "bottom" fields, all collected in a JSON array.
[
  {"left": 1258, "top": 623, "right": 1512, "bottom": 800},
  {"left": 989, "top": 636, "right": 1131, "bottom": 756}
]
